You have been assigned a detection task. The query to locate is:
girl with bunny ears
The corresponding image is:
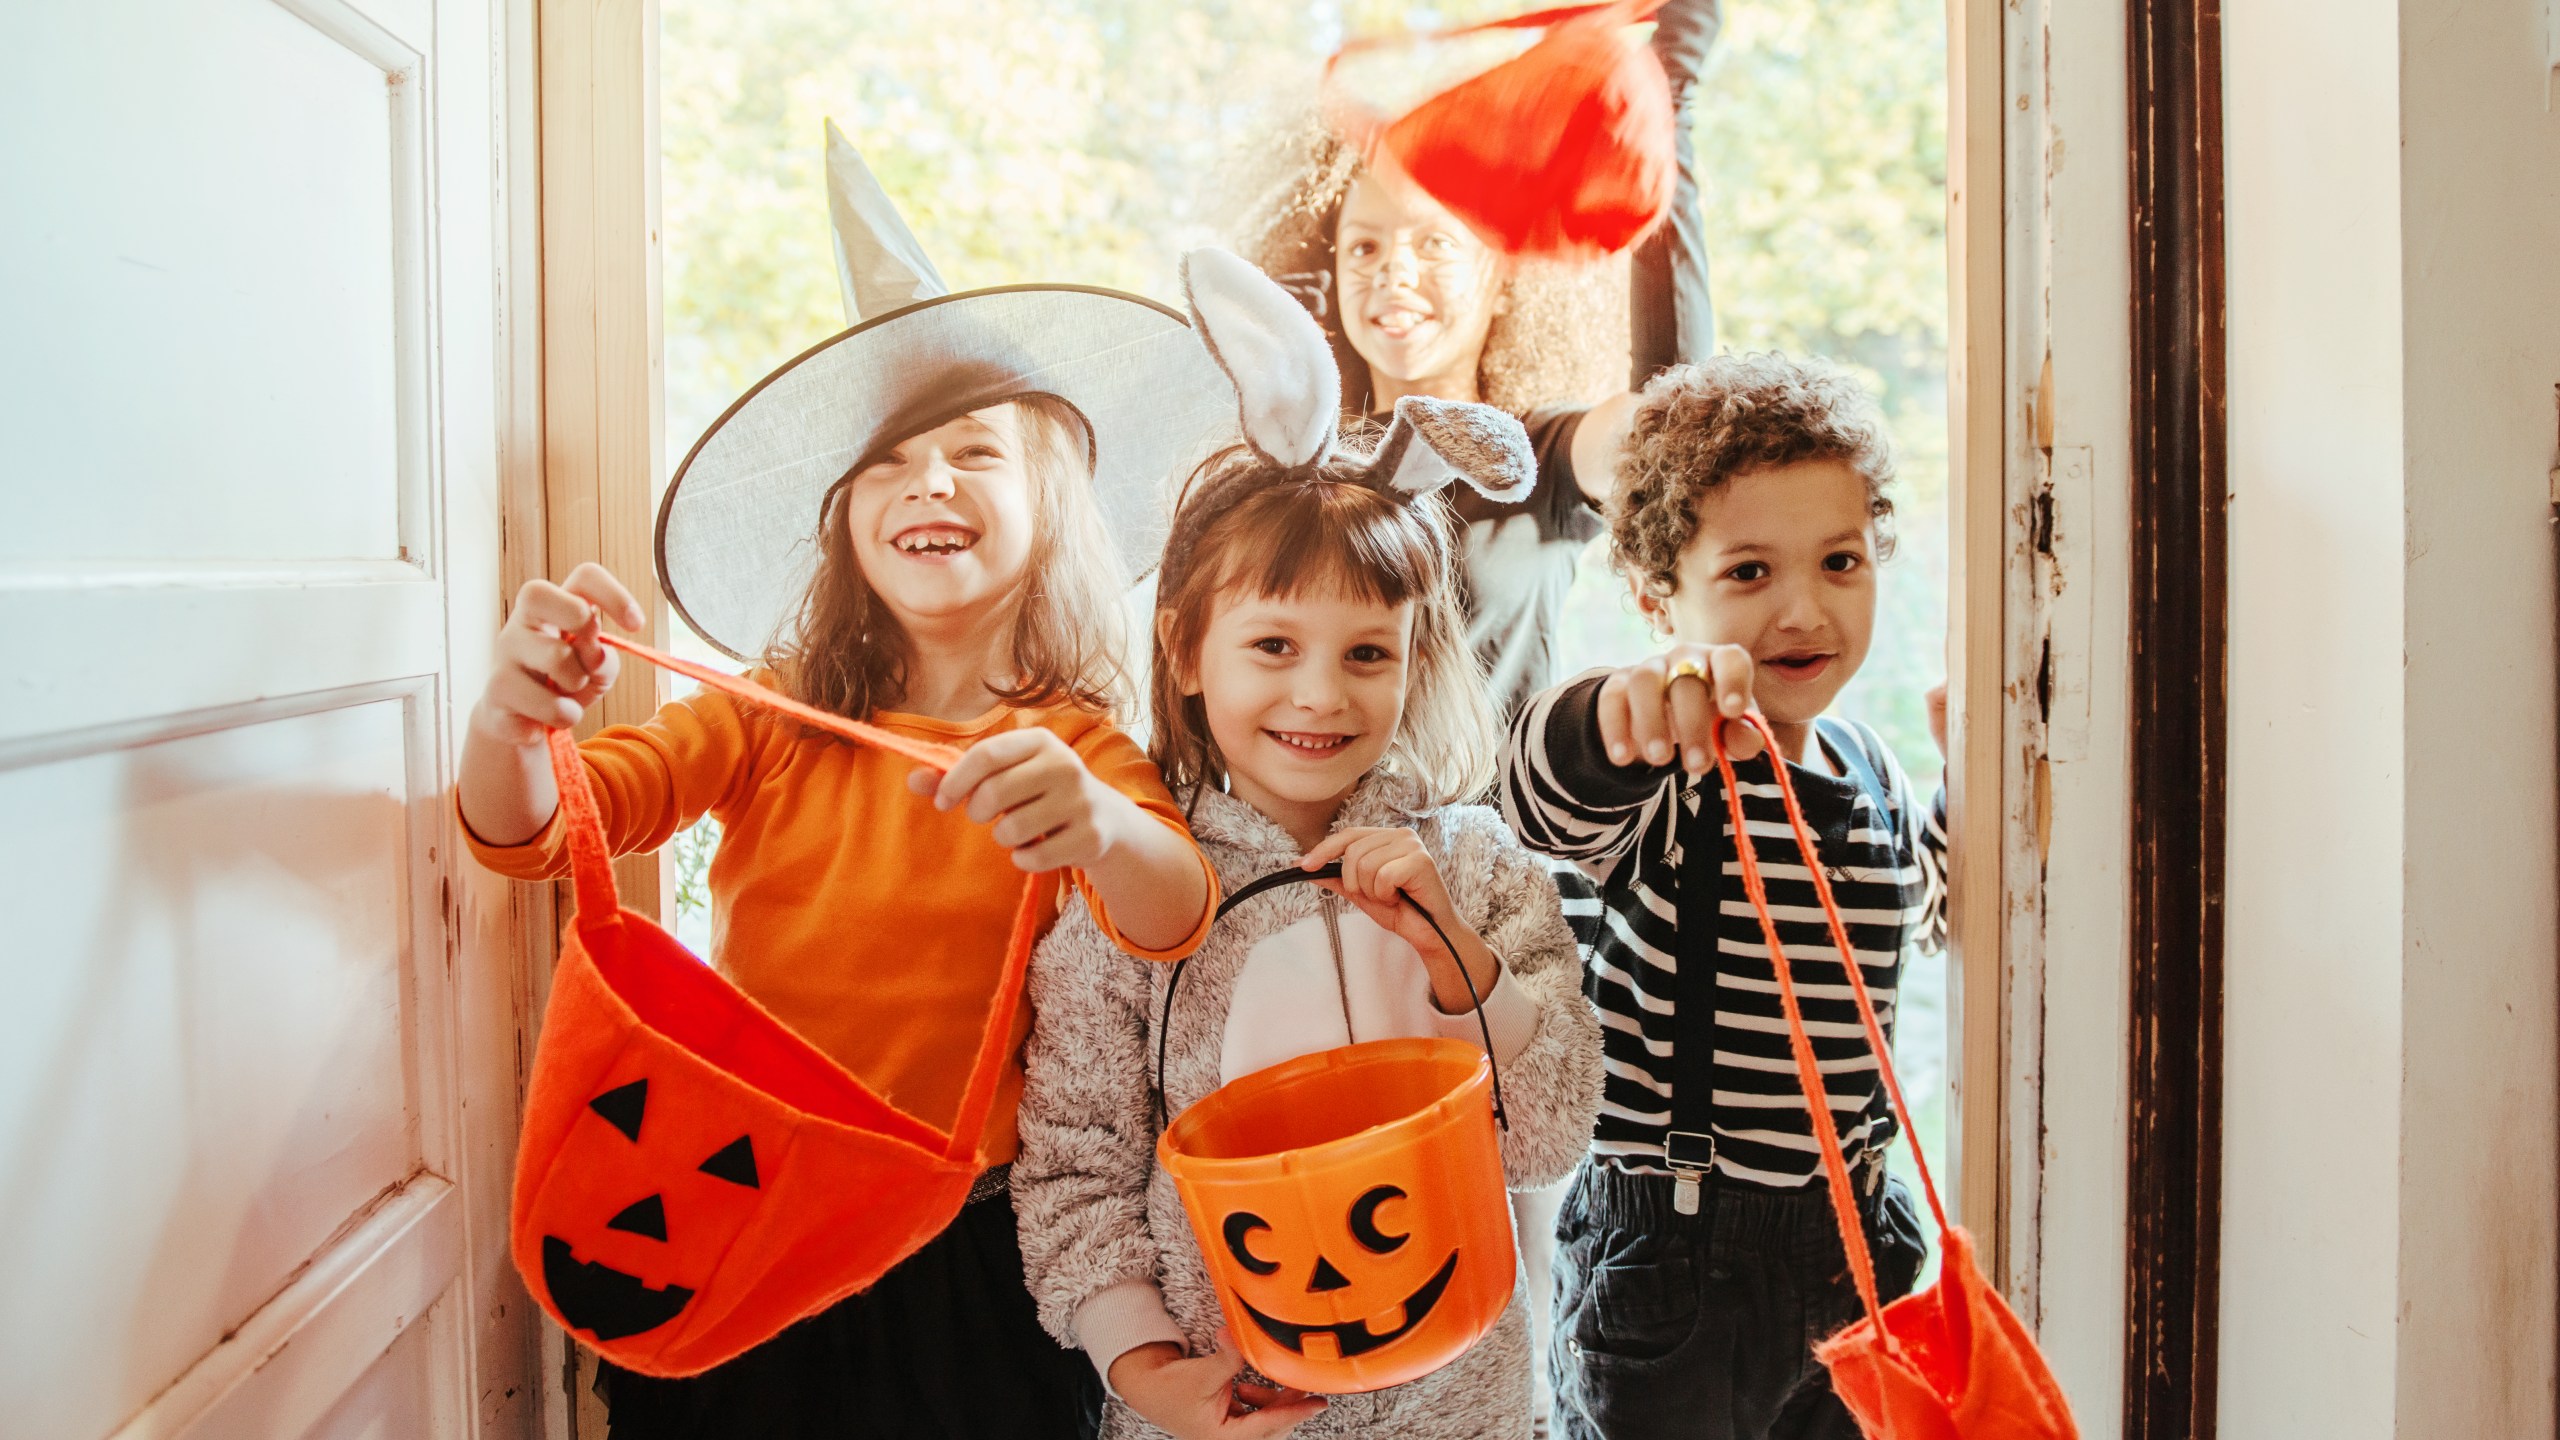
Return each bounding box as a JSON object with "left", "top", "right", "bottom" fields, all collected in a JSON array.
[{"left": 1009, "top": 250, "right": 1603, "bottom": 1440}]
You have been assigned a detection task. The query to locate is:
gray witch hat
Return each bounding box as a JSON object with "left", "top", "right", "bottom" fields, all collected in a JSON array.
[{"left": 655, "top": 125, "right": 1234, "bottom": 661}]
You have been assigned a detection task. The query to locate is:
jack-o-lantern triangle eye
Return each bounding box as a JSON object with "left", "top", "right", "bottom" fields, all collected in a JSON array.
[
  {"left": 590, "top": 1079, "right": 648, "bottom": 1142},
  {"left": 699, "top": 1135, "right": 759, "bottom": 1189}
]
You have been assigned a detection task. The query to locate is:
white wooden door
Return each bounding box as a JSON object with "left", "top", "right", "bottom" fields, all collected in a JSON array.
[{"left": 0, "top": 0, "right": 536, "bottom": 1436}]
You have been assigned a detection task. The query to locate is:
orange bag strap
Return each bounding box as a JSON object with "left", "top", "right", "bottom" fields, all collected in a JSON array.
[
  {"left": 541, "top": 635, "right": 962, "bottom": 928},
  {"left": 943, "top": 873, "right": 1048, "bottom": 1161},
  {"left": 1710, "top": 714, "right": 1951, "bottom": 1343},
  {"left": 1321, "top": 0, "right": 1669, "bottom": 142},
  {"left": 546, "top": 725, "right": 628, "bottom": 934},
  {"left": 547, "top": 632, "right": 1037, "bottom": 1164},
  {"left": 592, "top": 633, "right": 965, "bottom": 771}
]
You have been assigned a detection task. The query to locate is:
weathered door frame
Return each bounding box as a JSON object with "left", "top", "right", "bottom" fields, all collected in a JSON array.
[{"left": 2120, "top": 0, "right": 2227, "bottom": 1434}]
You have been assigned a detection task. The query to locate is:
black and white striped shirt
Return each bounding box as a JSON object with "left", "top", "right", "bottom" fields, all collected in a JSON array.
[{"left": 1501, "top": 674, "right": 1948, "bottom": 1186}]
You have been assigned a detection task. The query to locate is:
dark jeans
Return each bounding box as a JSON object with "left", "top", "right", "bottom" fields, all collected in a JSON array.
[
  {"left": 597, "top": 1180, "right": 1100, "bottom": 1440},
  {"left": 1549, "top": 1159, "right": 1927, "bottom": 1440}
]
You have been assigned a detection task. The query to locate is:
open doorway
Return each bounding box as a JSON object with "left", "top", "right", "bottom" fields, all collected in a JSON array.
[{"left": 533, "top": 0, "right": 2000, "bottom": 1429}]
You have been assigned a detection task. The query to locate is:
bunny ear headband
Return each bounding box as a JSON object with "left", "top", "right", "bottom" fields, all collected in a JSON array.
[{"left": 1180, "top": 247, "right": 1536, "bottom": 504}]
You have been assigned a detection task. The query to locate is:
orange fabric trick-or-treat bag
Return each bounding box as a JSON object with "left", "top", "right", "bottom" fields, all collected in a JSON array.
[
  {"left": 509, "top": 636, "right": 1041, "bottom": 1378},
  {"left": 1324, "top": 0, "right": 1676, "bottom": 260},
  {"left": 1712, "top": 714, "right": 2081, "bottom": 1440}
]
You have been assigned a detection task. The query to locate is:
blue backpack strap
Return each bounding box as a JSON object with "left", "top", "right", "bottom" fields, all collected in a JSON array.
[{"left": 1816, "top": 716, "right": 1903, "bottom": 843}]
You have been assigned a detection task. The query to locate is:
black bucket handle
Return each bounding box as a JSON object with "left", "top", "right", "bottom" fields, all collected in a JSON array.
[{"left": 1153, "top": 861, "right": 1511, "bottom": 1133}]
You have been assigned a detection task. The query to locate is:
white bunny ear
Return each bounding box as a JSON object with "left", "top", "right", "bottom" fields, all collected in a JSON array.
[
  {"left": 1368, "top": 395, "right": 1538, "bottom": 504},
  {"left": 1181, "top": 248, "right": 1341, "bottom": 468}
]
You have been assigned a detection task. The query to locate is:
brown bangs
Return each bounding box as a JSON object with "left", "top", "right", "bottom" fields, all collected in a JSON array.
[
  {"left": 1205, "top": 477, "right": 1434, "bottom": 614},
  {"left": 1151, "top": 447, "right": 1498, "bottom": 806}
]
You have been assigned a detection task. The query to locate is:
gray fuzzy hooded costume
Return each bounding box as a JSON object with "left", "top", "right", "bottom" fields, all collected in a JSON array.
[
  {"left": 1013, "top": 777, "right": 1602, "bottom": 1439},
  {"left": 1010, "top": 250, "right": 1604, "bottom": 1439}
]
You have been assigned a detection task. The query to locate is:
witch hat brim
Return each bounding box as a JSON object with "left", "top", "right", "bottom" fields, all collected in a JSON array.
[{"left": 657, "top": 284, "right": 1235, "bottom": 661}]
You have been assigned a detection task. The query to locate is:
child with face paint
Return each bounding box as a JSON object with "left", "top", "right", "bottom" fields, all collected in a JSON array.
[
  {"left": 1500, "top": 355, "right": 1951, "bottom": 1440},
  {"left": 1239, "top": 0, "right": 1723, "bottom": 727},
  {"left": 1009, "top": 251, "right": 1604, "bottom": 1440}
]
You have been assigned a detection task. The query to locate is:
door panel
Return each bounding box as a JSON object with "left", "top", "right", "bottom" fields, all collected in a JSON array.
[
  {"left": 0, "top": 0, "right": 530, "bottom": 1433},
  {"left": 297, "top": 1311, "right": 445, "bottom": 1440},
  {"left": 0, "top": 0, "right": 415, "bottom": 567},
  {"left": 0, "top": 696, "right": 426, "bottom": 1438}
]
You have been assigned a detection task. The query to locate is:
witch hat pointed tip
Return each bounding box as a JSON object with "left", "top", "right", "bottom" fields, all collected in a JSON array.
[{"left": 825, "top": 121, "right": 949, "bottom": 324}]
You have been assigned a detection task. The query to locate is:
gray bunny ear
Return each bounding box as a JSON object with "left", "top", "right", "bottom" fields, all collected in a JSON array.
[
  {"left": 1368, "top": 395, "right": 1537, "bottom": 504},
  {"left": 1181, "top": 248, "right": 1340, "bottom": 468}
]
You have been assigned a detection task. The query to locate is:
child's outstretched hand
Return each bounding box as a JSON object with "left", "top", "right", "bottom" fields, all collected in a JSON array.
[
  {"left": 471, "top": 563, "right": 646, "bottom": 747},
  {"left": 914, "top": 728, "right": 1145, "bottom": 874},
  {"left": 1108, "top": 1333, "right": 1327, "bottom": 1440},
  {"left": 1302, "top": 827, "right": 1501, "bottom": 1015},
  {"left": 1597, "top": 640, "right": 1766, "bottom": 774}
]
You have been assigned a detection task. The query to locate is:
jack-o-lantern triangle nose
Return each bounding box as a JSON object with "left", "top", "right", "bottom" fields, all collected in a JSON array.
[
  {"left": 607, "top": 1194, "right": 668, "bottom": 1241},
  {"left": 1307, "top": 1255, "right": 1353, "bottom": 1293}
]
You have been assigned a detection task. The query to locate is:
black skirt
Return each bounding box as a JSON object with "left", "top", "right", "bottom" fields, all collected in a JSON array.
[{"left": 597, "top": 1180, "right": 1101, "bottom": 1440}]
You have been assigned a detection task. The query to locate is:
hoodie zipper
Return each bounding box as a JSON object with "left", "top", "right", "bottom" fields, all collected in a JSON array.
[{"left": 1317, "top": 893, "right": 1356, "bottom": 1045}]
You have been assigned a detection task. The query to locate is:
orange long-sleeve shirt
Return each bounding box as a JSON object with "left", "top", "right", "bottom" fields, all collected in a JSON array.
[{"left": 466, "top": 680, "right": 1213, "bottom": 1162}]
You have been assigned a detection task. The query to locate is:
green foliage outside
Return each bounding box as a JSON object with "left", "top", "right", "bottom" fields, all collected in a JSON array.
[{"left": 659, "top": 0, "right": 1950, "bottom": 1231}]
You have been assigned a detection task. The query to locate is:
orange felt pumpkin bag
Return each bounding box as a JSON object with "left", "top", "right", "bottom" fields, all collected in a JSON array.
[
  {"left": 1712, "top": 714, "right": 2081, "bottom": 1439},
  {"left": 509, "top": 635, "right": 1041, "bottom": 1378},
  {"left": 1324, "top": 0, "right": 1676, "bottom": 259}
]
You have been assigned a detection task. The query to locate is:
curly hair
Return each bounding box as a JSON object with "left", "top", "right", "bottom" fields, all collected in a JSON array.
[
  {"left": 1150, "top": 444, "right": 1499, "bottom": 809},
  {"left": 1609, "top": 353, "right": 1899, "bottom": 599},
  {"left": 1227, "top": 115, "right": 1628, "bottom": 415}
]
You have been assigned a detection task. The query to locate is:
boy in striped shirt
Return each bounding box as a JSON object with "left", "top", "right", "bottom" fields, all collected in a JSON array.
[{"left": 1500, "top": 354, "right": 1948, "bottom": 1440}]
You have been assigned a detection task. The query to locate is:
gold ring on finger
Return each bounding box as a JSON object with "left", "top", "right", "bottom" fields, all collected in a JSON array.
[{"left": 1666, "top": 658, "right": 1710, "bottom": 686}]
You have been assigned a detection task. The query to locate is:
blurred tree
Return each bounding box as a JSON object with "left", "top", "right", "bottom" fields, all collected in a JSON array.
[{"left": 661, "top": 0, "right": 1948, "bottom": 756}]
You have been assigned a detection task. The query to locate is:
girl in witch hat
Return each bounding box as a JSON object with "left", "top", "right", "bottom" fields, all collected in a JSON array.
[
  {"left": 460, "top": 164, "right": 1235, "bottom": 1439},
  {"left": 1010, "top": 249, "right": 1604, "bottom": 1440}
]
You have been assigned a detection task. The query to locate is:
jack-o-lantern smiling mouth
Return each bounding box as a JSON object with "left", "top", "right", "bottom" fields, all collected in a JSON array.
[
  {"left": 1235, "top": 1251, "right": 1461, "bottom": 1359},
  {"left": 542, "top": 1236, "right": 696, "bottom": 1341}
]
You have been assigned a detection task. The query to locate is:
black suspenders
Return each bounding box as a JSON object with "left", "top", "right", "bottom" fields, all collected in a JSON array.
[
  {"left": 1662, "top": 720, "right": 1898, "bottom": 1215},
  {"left": 1666, "top": 768, "right": 1728, "bottom": 1215}
]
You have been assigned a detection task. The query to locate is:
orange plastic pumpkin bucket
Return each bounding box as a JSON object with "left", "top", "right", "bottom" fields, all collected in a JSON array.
[{"left": 1158, "top": 1036, "right": 1516, "bottom": 1394}]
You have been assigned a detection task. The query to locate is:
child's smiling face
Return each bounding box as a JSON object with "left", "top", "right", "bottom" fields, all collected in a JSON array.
[
  {"left": 840, "top": 405, "right": 1040, "bottom": 633},
  {"left": 1184, "top": 584, "right": 1415, "bottom": 842},
  {"left": 1637, "top": 458, "right": 1879, "bottom": 727},
  {"left": 1334, "top": 165, "right": 1506, "bottom": 400}
]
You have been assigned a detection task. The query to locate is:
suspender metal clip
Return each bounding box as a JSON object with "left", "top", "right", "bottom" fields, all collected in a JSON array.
[{"left": 1665, "top": 1131, "right": 1716, "bottom": 1216}]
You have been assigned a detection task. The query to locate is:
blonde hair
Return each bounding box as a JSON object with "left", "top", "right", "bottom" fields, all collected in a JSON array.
[
  {"left": 1611, "top": 354, "right": 1900, "bottom": 600},
  {"left": 1151, "top": 447, "right": 1499, "bottom": 808},
  {"left": 1229, "top": 115, "right": 1630, "bottom": 414},
  {"left": 772, "top": 394, "right": 1128, "bottom": 721}
]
